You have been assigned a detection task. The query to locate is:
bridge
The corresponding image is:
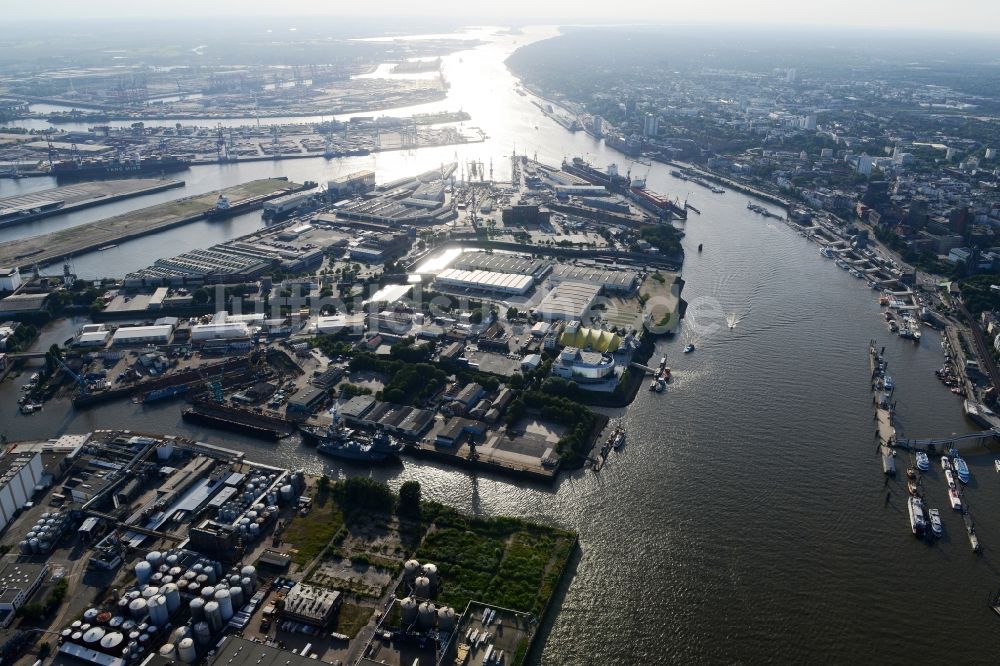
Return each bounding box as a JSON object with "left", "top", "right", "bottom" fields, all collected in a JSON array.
[{"left": 895, "top": 429, "right": 1000, "bottom": 451}]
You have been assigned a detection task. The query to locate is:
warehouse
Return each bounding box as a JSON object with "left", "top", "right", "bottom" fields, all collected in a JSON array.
[
  {"left": 75, "top": 324, "right": 111, "bottom": 348},
  {"left": 452, "top": 251, "right": 551, "bottom": 281},
  {"left": 0, "top": 452, "right": 43, "bottom": 533},
  {"left": 190, "top": 322, "right": 250, "bottom": 342},
  {"left": 550, "top": 264, "right": 639, "bottom": 293},
  {"left": 533, "top": 281, "right": 601, "bottom": 321},
  {"left": 111, "top": 324, "right": 174, "bottom": 346},
  {"left": 434, "top": 268, "right": 534, "bottom": 296},
  {"left": 263, "top": 191, "right": 312, "bottom": 220}
]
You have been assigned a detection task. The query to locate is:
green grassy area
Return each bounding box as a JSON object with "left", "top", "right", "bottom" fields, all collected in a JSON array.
[
  {"left": 333, "top": 601, "right": 374, "bottom": 639},
  {"left": 282, "top": 492, "right": 344, "bottom": 566},
  {"left": 416, "top": 505, "right": 576, "bottom": 616}
]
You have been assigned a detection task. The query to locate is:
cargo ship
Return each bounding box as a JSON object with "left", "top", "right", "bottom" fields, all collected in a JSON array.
[
  {"left": 205, "top": 193, "right": 271, "bottom": 220},
  {"left": 627, "top": 183, "right": 687, "bottom": 220},
  {"left": 50, "top": 155, "right": 191, "bottom": 181}
]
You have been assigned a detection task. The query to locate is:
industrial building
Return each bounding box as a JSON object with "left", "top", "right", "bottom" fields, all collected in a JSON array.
[
  {"left": 280, "top": 583, "right": 341, "bottom": 627},
  {"left": 76, "top": 323, "right": 112, "bottom": 348},
  {"left": 0, "top": 267, "right": 22, "bottom": 292},
  {"left": 190, "top": 322, "right": 250, "bottom": 343},
  {"left": 263, "top": 191, "right": 313, "bottom": 219},
  {"left": 552, "top": 346, "right": 617, "bottom": 383},
  {"left": 550, "top": 264, "right": 639, "bottom": 293},
  {"left": 533, "top": 281, "right": 601, "bottom": 320},
  {"left": 328, "top": 170, "right": 376, "bottom": 198},
  {"left": 434, "top": 268, "right": 534, "bottom": 296},
  {"left": 203, "top": 636, "right": 316, "bottom": 666},
  {"left": 452, "top": 251, "right": 552, "bottom": 281},
  {"left": 0, "top": 561, "right": 48, "bottom": 627},
  {"left": 0, "top": 452, "right": 43, "bottom": 533},
  {"left": 111, "top": 324, "right": 174, "bottom": 346}
]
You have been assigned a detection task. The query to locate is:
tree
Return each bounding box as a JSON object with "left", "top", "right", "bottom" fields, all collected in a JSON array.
[
  {"left": 192, "top": 287, "right": 210, "bottom": 304},
  {"left": 317, "top": 474, "right": 332, "bottom": 494},
  {"left": 398, "top": 480, "right": 421, "bottom": 517}
]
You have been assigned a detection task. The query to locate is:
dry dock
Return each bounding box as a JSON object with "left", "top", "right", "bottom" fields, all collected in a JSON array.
[
  {"left": 0, "top": 178, "right": 185, "bottom": 229},
  {"left": 0, "top": 178, "right": 300, "bottom": 267}
]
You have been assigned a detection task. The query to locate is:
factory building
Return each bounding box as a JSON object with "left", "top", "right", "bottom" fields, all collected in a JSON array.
[
  {"left": 550, "top": 264, "right": 639, "bottom": 293},
  {"left": 501, "top": 204, "right": 551, "bottom": 226},
  {"left": 190, "top": 322, "right": 250, "bottom": 343},
  {"left": 328, "top": 170, "right": 376, "bottom": 198},
  {"left": 0, "top": 561, "right": 48, "bottom": 627},
  {"left": 76, "top": 323, "right": 111, "bottom": 348},
  {"left": 280, "top": 583, "right": 341, "bottom": 627},
  {"left": 533, "top": 281, "right": 601, "bottom": 321},
  {"left": 111, "top": 324, "right": 174, "bottom": 347},
  {"left": 0, "top": 452, "right": 43, "bottom": 533},
  {"left": 286, "top": 386, "right": 327, "bottom": 414},
  {"left": 263, "top": 191, "right": 313, "bottom": 220},
  {"left": 452, "top": 251, "right": 551, "bottom": 281},
  {"left": 434, "top": 268, "right": 534, "bottom": 296}
]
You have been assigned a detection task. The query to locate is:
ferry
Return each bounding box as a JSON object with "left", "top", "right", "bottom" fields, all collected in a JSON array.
[
  {"left": 948, "top": 487, "right": 962, "bottom": 511},
  {"left": 908, "top": 496, "right": 926, "bottom": 536},
  {"left": 915, "top": 451, "right": 930, "bottom": 472},
  {"left": 929, "top": 508, "right": 943, "bottom": 537},
  {"left": 683, "top": 344, "right": 695, "bottom": 354},
  {"left": 953, "top": 457, "right": 970, "bottom": 484}
]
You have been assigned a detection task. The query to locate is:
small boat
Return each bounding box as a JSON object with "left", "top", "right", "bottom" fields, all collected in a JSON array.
[
  {"left": 945, "top": 469, "right": 956, "bottom": 489},
  {"left": 907, "top": 479, "right": 919, "bottom": 495},
  {"left": 948, "top": 487, "right": 962, "bottom": 511},
  {"left": 908, "top": 496, "right": 926, "bottom": 536},
  {"left": 612, "top": 428, "right": 626, "bottom": 450},
  {"left": 883, "top": 376, "right": 895, "bottom": 391},
  {"left": 698, "top": 243, "right": 703, "bottom": 252},
  {"left": 942, "top": 457, "right": 952, "bottom": 471},
  {"left": 929, "top": 508, "right": 943, "bottom": 537},
  {"left": 915, "top": 451, "right": 930, "bottom": 472},
  {"left": 994, "top": 459, "right": 1000, "bottom": 473},
  {"left": 953, "top": 457, "right": 970, "bottom": 484},
  {"left": 906, "top": 468, "right": 916, "bottom": 480},
  {"left": 683, "top": 344, "right": 695, "bottom": 354}
]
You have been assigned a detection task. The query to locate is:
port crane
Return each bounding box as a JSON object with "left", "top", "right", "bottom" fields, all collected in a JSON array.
[{"left": 53, "top": 355, "right": 88, "bottom": 397}]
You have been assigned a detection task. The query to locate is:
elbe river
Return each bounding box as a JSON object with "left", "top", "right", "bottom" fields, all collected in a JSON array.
[{"left": 2, "top": 25, "right": 999, "bottom": 664}]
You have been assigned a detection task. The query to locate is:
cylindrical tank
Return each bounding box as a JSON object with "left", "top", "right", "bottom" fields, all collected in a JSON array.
[
  {"left": 18, "top": 541, "right": 30, "bottom": 555},
  {"left": 204, "top": 601, "right": 222, "bottom": 632},
  {"left": 178, "top": 637, "right": 197, "bottom": 663},
  {"left": 195, "top": 574, "right": 209, "bottom": 587},
  {"left": 437, "top": 606, "right": 456, "bottom": 632},
  {"left": 148, "top": 595, "right": 169, "bottom": 626},
  {"left": 109, "top": 616, "right": 124, "bottom": 628},
  {"left": 169, "top": 566, "right": 183, "bottom": 578},
  {"left": 163, "top": 583, "right": 181, "bottom": 612},
  {"left": 162, "top": 575, "right": 174, "bottom": 585},
  {"left": 189, "top": 597, "right": 206, "bottom": 621},
  {"left": 135, "top": 561, "right": 152, "bottom": 584},
  {"left": 228, "top": 574, "right": 241, "bottom": 587},
  {"left": 83, "top": 608, "right": 100, "bottom": 622},
  {"left": 183, "top": 571, "right": 197, "bottom": 582},
  {"left": 280, "top": 484, "right": 294, "bottom": 502},
  {"left": 191, "top": 563, "right": 204, "bottom": 576},
  {"left": 96, "top": 611, "right": 112, "bottom": 625},
  {"left": 193, "top": 621, "right": 211, "bottom": 645},
  {"left": 166, "top": 554, "right": 179, "bottom": 566},
  {"left": 414, "top": 576, "right": 431, "bottom": 598},
  {"left": 403, "top": 559, "right": 420, "bottom": 583},
  {"left": 159, "top": 643, "right": 176, "bottom": 659},
  {"left": 146, "top": 551, "right": 163, "bottom": 568},
  {"left": 71, "top": 632, "right": 83, "bottom": 642},
  {"left": 82, "top": 627, "right": 105, "bottom": 645},
  {"left": 128, "top": 631, "right": 140, "bottom": 641},
  {"left": 417, "top": 602, "right": 436, "bottom": 630},
  {"left": 61, "top": 628, "right": 72, "bottom": 639},
  {"left": 420, "top": 563, "right": 438, "bottom": 585},
  {"left": 128, "top": 598, "right": 147, "bottom": 619},
  {"left": 122, "top": 620, "right": 136, "bottom": 631},
  {"left": 240, "top": 577, "right": 254, "bottom": 597},
  {"left": 240, "top": 565, "right": 256, "bottom": 580},
  {"left": 171, "top": 626, "right": 189, "bottom": 644},
  {"left": 188, "top": 583, "right": 201, "bottom": 598},
  {"left": 201, "top": 586, "right": 215, "bottom": 600},
  {"left": 28, "top": 538, "right": 39, "bottom": 554},
  {"left": 400, "top": 597, "right": 418, "bottom": 625},
  {"left": 229, "top": 586, "right": 244, "bottom": 608},
  {"left": 141, "top": 586, "right": 159, "bottom": 599},
  {"left": 214, "top": 589, "right": 233, "bottom": 621},
  {"left": 101, "top": 632, "right": 125, "bottom": 651},
  {"left": 176, "top": 579, "right": 189, "bottom": 593},
  {"left": 150, "top": 573, "right": 164, "bottom": 586}
]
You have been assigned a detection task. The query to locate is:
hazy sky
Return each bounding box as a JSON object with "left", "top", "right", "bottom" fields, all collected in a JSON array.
[{"left": 4, "top": 0, "right": 1000, "bottom": 33}]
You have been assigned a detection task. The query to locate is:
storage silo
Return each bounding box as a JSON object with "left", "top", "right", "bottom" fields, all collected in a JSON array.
[
  {"left": 195, "top": 574, "right": 209, "bottom": 587},
  {"left": 229, "top": 586, "right": 244, "bottom": 608},
  {"left": 414, "top": 576, "right": 431, "bottom": 598},
  {"left": 83, "top": 608, "right": 100, "bottom": 622},
  {"left": 420, "top": 563, "right": 438, "bottom": 586},
  {"left": 148, "top": 595, "right": 169, "bottom": 626},
  {"left": 228, "top": 574, "right": 241, "bottom": 587},
  {"left": 146, "top": 551, "right": 163, "bottom": 568},
  {"left": 150, "top": 573, "right": 163, "bottom": 585},
  {"left": 163, "top": 583, "right": 181, "bottom": 613},
  {"left": 214, "top": 588, "right": 233, "bottom": 621},
  {"left": 159, "top": 643, "right": 176, "bottom": 659},
  {"left": 141, "top": 586, "right": 159, "bottom": 599},
  {"left": 189, "top": 597, "right": 206, "bottom": 621},
  {"left": 240, "top": 565, "right": 256, "bottom": 581},
  {"left": 204, "top": 601, "right": 223, "bottom": 632},
  {"left": 437, "top": 606, "right": 456, "bottom": 632},
  {"left": 403, "top": 559, "right": 421, "bottom": 584},
  {"left": 203, "top": 567, "right": 217, "bottom": 585},
  {"left": 280, "top": 485, "right": 294, "bottom": 502},
  {"left": 18, "top": 541, "right": 30, "bottom": 555},
  {"left": 135, "top": 561, "right": 152, "bottom": 584},
  {"left": 178, "top": 637, "right": 197, "bottom": 663},
  {"left": 171, "top": 626, "right": 189, "bottom": 644},
  {"left": 156, "top": 442, "right": 175, "bottom": 461},
  {"left": 400, "top": 597, "right": 419, "bottom": 625},
  {"left": 82, "top": 627, "right": 105, "bottom": 646},
  {"left": 240, "top": 577, "right": 254, "bottom": 598},
  {"left": 417, "top": 602, "right": 436, "bottom": 630},
  {"left": 200, "top": 585, "right": 215, "bottom": 600},
  {"left": 128, "top": 598, "right": 147, "bottom": 619},
  {"left": 193, "top": 621, "right": 211, "bottom": 645}
]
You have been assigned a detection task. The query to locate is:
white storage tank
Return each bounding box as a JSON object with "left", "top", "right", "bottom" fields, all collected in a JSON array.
[
  {"left": 163, "top": 583, "right": 181, "bottom": 612},
  {"left": 141, "top": 586, "right": 160, "bottom": 599},
  {"left": 417, "top": 602, "right": 436, "bottom": 630},
  {"left": 128, "top": 598, "right": 147, "bottom": 619},
  {"left": 159, "top": 643, "right": 176, "bottom": 659},
  {"left": 437, "top": 606, "right": 456, "bottom": 632},
  {"left": 240, "top": 565, "right": 256, "bottom": 580},
  {"left": 403, "top": 559, "right": 421, "bottom": 583},
  {"left": 171, "top": 626, "right": 190, "bottom": 644},
  {"left": 201, "top": 586, "right": 215, "bottom": 600},
  {"left": 135, "top": 561, "right": 152, "bottom": 584},
  {"left": 204, "top": 601, "right": 223, "bottom": 632},
  {"left": 280, "top": 484, "right": 294, "bottom": 502},
  {"left": 400, "top": 596, "right": 419, "bottom": 625},
  {"left": 148, "top": 595, "right": 169, "bottom": 626},
  {"left": 178, "top": 637, "right": 197, "bottom": 663},
  {"left": 240, "top": 577, "right": 254, "bottom": 597},
  {"left": 82, "top": 627, "right": 105, "bottom": 645},
  {"left": 156, "top": 442, "right": 175, "bottom": 460},
  {"left": 83, "top": 608, "right": 100, "bottom": 622},
  {"left": 214, "top": 588, "right": 233, "bottom": 621},
  {"left": 101, "top": 632, "right": 125, "bottom": 651},
  {"left": 414, "top": 576, "right": 431, "bottom": 598},
  {"left": 189, "top": 597, "right": 206, "bottom": 621},
  {"left": 420, "top": 563, "right": 438, "bottom": 585},
  {"left": 146, "top": 551, "right": 163, "bottom": 568}
]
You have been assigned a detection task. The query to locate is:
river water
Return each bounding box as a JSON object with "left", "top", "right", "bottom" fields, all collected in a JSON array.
[{"left": 3, "top": 25, "right": 1000, "bottom": 664}]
